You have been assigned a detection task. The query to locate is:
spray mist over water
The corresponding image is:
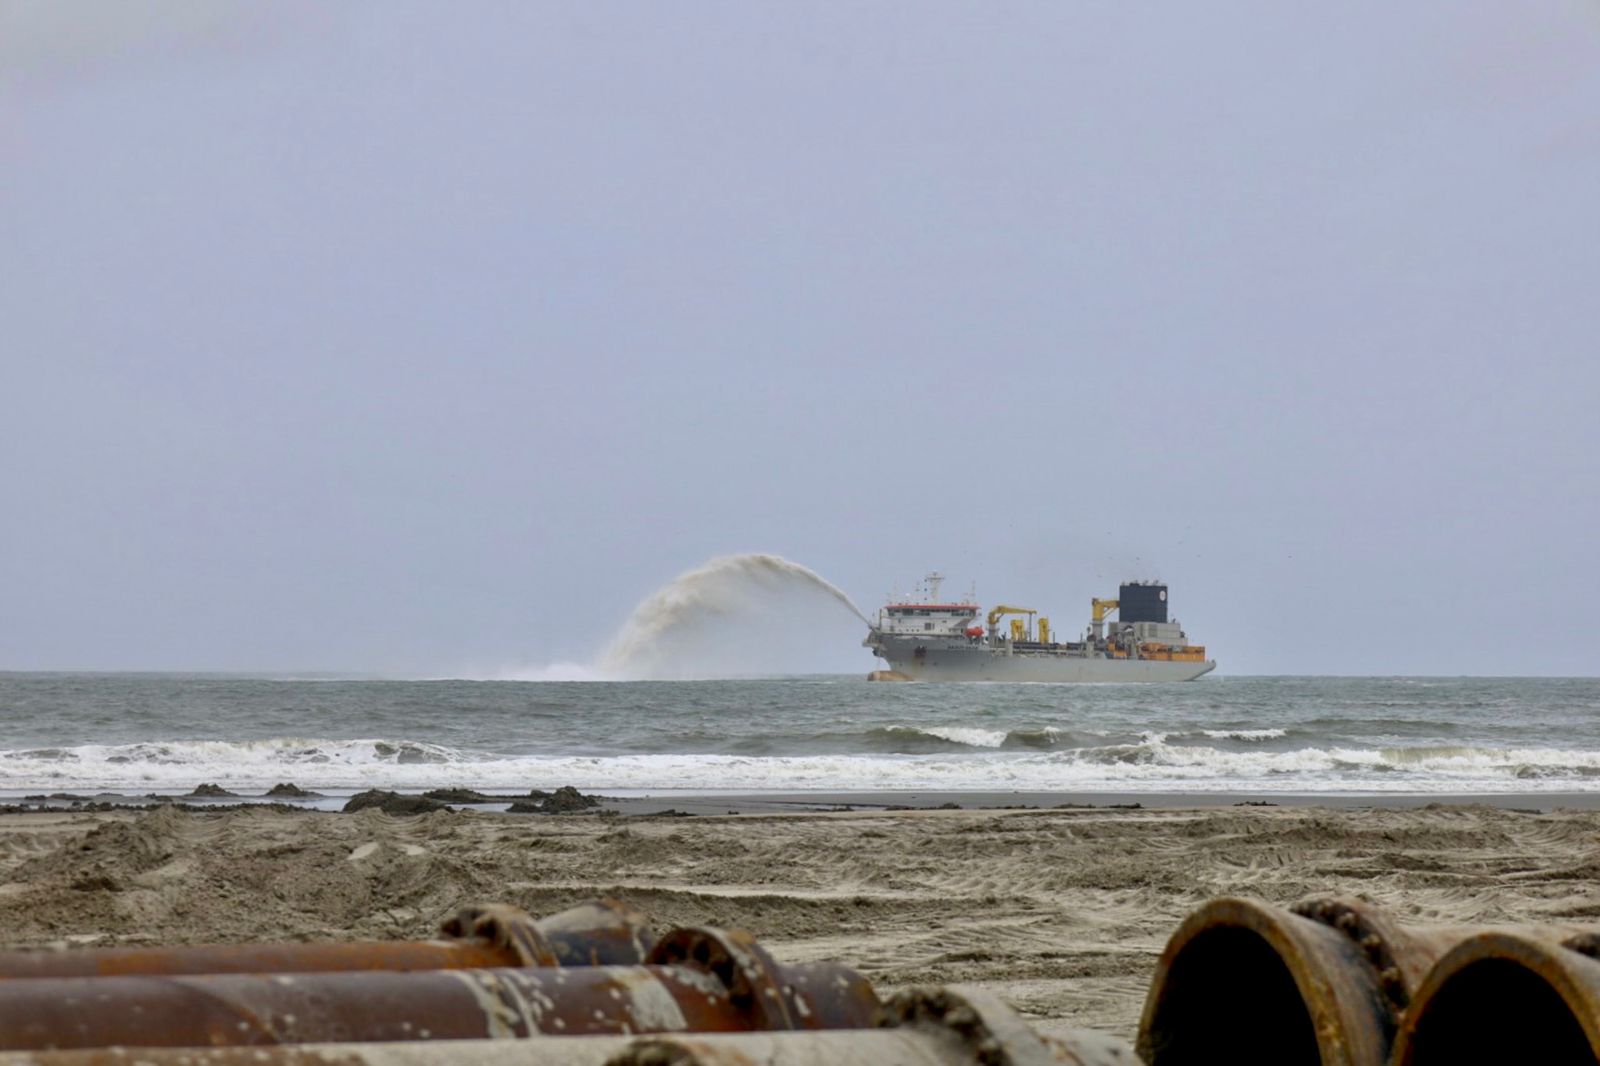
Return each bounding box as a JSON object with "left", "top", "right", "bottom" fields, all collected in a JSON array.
[{"left": 599, "top": 554, "right": 871, "bottom": 680}]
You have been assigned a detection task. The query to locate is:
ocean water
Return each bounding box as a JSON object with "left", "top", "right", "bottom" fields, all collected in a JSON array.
[{"left": 3, "top": 673, "right": 1600, "bottom": 797}]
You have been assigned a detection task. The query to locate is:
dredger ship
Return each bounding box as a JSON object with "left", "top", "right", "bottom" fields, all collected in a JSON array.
[{"left": 864, "top": 573, "right": 1215, "bottom": 682}]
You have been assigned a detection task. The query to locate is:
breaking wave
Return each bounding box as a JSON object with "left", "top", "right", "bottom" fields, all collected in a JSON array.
[
  {"left": 865, "top": 725, "right": 1286, "bottom": 753},
  {"left": 886, "top": 725, "right": 1009, "bottom": 749},
  {"left": 1200, "top": 728, "right": 1288, "bottom": 741},
  {"left": 8, "top": 735, "right": 1600, "bottom": 794}
]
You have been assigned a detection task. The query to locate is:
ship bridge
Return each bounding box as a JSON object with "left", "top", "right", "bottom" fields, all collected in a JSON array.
[{"left": 875, "top": 572, "right": 979, "bottom": 636}]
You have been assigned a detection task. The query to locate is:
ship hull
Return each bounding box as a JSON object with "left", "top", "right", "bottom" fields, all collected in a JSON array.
[{"left": 868, "top": 634, "right": 1215, "bottom": 683}]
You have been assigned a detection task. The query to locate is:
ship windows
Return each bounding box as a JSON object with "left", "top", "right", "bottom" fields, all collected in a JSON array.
[{"left": 925, "top": 622, "right": 934, "bottom": 630}]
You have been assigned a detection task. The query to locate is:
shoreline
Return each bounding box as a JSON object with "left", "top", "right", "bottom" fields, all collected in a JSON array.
[
  {"left": 602, "top": 789, "right": 1600, "bottom": 814},
  {"left": 8, "top": 786, "right": 1600, "bottom": 815}
]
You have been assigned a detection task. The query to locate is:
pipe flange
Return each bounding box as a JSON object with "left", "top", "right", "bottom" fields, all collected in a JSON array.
[
  {"left": 1292, "top": 897, "right": 1410, "bottom": 1013},
  {"left": 440, "top": 902, "right": 559, "bottom": 967},
  {"left": 648, "top": 927, "right": 796, "bottom": 1030},
  {"left": 537, "top": 897, "right": 657, "bottom": 965}
]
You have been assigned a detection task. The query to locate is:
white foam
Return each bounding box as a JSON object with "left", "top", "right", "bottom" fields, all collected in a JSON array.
[
  {"left": 7, "top": 736, "right": 1600, "bottom": 794},
  {"left": 1200, "top": 728, "right": 1288, "bottom": 741},
  {"left": 918, "top": 726, "right": 1009, "bottom": 748}
]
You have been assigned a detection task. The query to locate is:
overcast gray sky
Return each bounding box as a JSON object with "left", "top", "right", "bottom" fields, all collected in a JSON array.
[{"left": 3, "top": 1, "right": 1597, "bottom": 677}]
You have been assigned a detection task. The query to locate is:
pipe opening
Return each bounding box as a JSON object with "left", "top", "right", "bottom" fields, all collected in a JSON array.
[
  {"left": 1143, "top": 926, "right": 1320, "bottom": 1066},
  {"left": 1403, "top": 958, "right": 1594, "bottom": 1065}
]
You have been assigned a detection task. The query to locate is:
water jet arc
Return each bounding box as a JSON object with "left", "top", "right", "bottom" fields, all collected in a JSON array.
[{"left": 600, "top": 553, "right": 869, "bottom": 678}]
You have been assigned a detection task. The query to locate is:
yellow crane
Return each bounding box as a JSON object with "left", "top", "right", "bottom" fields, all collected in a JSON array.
[
  {"left": 1090, "top": 598, "right": 1119, "bottom": 641},
  {"left": 986, "top": 605, "right": 1036, "bottom": 642}
]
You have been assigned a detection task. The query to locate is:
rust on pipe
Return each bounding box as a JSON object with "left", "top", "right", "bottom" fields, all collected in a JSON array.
[
  {"left": 1289, "top": 896, "right": 1600, "bottom": 1017},
  {"left": 440, "top": 898, "right": 655, "bottom": 968},
  {"left": 647, "top": 926, "right": 880, "bottom": 1031},
  {"left": 0, "top": 899, "right": 653, "bottom": 980},
  {"left": 1392, "top": 932, "right": 1600, "bottom": 1065},
  {"left": 0, "top": 953, "right": 879, "bottom": 1052},
  {"left": 0, "top": 986, "right": 1134, "bottom": 1065},
  {"left": 1138, "top": 895, "right": 1600, "bottom": 1066},
  {"left": 1137, "top": 896, "right": 1396, "bottom": 1066},
  {"left": 1285, "top": 894, "right": 1495, "bottom": 1025},
  {"left": 0, "top": 939, "right": 516, "bottom": 982},
  {"left": 0, "top": 966, "right": 742, "bottom": 1050}
]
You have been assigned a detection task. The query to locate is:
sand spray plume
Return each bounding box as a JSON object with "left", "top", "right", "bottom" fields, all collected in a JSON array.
[{"left": 600, "top": 554, "right": 870, "bottom": 678}]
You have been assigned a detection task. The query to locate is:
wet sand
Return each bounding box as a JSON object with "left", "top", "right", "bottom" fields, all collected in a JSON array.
[
  {"left": 597, "top": 789, "right": 1600, "bottom": 815},
  {"left": 3, "top": 799, "right": 1600, "bottom": 1043}
]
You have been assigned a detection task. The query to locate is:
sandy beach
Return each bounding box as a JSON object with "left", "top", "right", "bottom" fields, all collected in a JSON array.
[{"left": 4, "top": 798, "right": 1600, "bottom": 1044}]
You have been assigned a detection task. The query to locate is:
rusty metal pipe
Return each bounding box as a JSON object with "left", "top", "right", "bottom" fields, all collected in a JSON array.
[
  {"left": 1137, "top": 897, "right": 1397, "bottom": 1066},
  {"left": 1392, "top": 932, "right": 1600, "bottom": 1065},
  {"left": 0, "top": 985, "right": 1138, "bottom": 1065},
  {"left": 0, "top": 1038, "right": 952, "bottom": 1066},
  {"left": 647, "top": 926, "right": 879, "bottom": 1031},
  {"left": 1288, "top": 896, "right": 1600, "bottom": 1017},
  {"left": 0, "top": 1031, "right": 1077, "bottom": 1065},
  {"left": 0, "top": 939, "right": 515, "bottom": 982},
  {"left": 0, "top": 899, "right": 654, "bottom": 979},
  {"left": 440, "top": 899, "right": 657, "bottom": 968},
  {"left": 0, "top": 957, "right": 875, "bottom": 1051},
  {"left": 1139, "top": 896, "right": 1600, "bottom": 1066},
  {"left": 0, "top": 966, "right": 740, "bottom": 1050}
]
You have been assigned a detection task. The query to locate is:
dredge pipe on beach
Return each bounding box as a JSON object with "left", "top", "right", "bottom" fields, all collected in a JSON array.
[
  {"left": 445, "top": 899, "right": 659, "bottom": 968},
  {"left": 1137, "top": 897, "right": 1400, "bottom": 1066},
  {"left": 1139, "top": 895, "right": 1600, "bottom": 1066},
  {"left": 0, "top": 899, "right": 655, "bottom": 980},
  {"left": 1288, "top": 897, "right": 1600, "bottom": 1016},
  {"left": 0, "top": 986, "right": 1138, "bottom": 1066},
  {"left": 646, "top": 926, "right": 880, "bottom": 1032},
  {"left": 1392, "top": 931, "right": 1600, "bottom": 1065},
  {"left": 0, "top": 955, "right": 879, "bottom": 1051}
]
